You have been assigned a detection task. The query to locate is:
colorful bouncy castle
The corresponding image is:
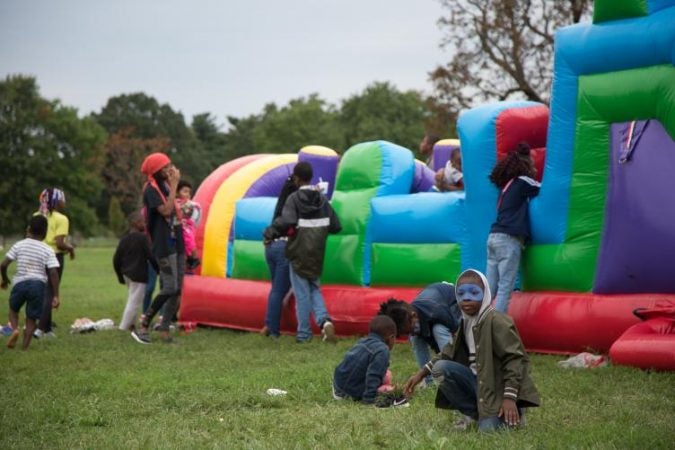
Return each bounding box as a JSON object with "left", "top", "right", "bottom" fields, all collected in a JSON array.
[{"left": 181, "top": 0, "right": 675, "bottom": 369}]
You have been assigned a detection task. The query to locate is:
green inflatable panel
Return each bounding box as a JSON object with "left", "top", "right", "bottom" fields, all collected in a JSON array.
[
  {"left": 321, "top": 142, "right": 385, "bottom": 285},
  {"left": 230, "top": 240, "right": 269, "bottom": 281},
  {"left": 322, "top": 235, "right": 363, "bottom": 284},
  {"left": 593, "top": 0, "right": 646, "bottom": 24},
  {"left": 522, "top": 241, "right": 597, "bottom": 292},
  {"left": 370, "top": 243, "right": 461, "bottom": 287}
]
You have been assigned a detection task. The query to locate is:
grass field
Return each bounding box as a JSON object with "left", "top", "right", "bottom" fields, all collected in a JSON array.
[{"left": 1, "top": 246, "right": 674, "bottom": 449}]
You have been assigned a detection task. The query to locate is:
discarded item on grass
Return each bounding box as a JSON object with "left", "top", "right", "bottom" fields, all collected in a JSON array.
[
  {"left": 557, "top": 352, "right": 608, "bottom": 369},
  {"left": 70, "top": 318, "right": 116, "bottom": 333},
  {"left": 266, "top": 388, "right": 287, "bottom": 396}
]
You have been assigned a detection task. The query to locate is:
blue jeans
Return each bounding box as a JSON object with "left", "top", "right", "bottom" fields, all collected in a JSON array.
[
  {"left": 289, "top": 265, "right": 330, "bottom": 342},
  {"left": 411, "top": 323, "right": 452, "bottom": 384},
  {"left": 432, "top": 360, "right": 515, "bottom": 433},
  {"left": 486, "top": 232, "right": 522, "bottom": 313},
  {"left": 264, "top": 240, "right": 291, "bottom": 337}
]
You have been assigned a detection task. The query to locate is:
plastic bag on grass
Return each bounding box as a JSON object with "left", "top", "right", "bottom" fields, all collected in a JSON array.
[{"left": 557, "top": 352, "right": 607, "bottom": 369}]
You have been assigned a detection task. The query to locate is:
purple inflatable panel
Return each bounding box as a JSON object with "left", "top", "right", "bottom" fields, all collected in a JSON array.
[
  {"left": 411, "top": 160, "right": 436, "bottom": 193},
  {"left": 298, "top": 152, "right": 339, "bottom": 198},
  {"left": 244, "top": 164, "right": 295, "bottom": 198},
  {"left": 595, "top": 120, "right": 675, "bottom": 294}
]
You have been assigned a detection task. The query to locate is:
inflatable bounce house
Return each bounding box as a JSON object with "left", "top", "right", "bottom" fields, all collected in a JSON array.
[{"left": 181, "top": 0, "right": 675, "bottom": 370}]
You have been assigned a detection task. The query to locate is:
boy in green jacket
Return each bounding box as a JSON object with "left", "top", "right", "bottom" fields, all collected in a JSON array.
[{"left": 403, "top": 269, "right": 540, "bottom": 432}]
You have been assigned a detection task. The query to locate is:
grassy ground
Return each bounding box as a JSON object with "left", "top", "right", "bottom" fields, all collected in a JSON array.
[{"left": 1, "top": 247, "right": 674, "bottom": 449}]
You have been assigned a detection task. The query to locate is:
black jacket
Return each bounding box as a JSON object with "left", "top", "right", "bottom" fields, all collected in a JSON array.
[
  {"left": 263, "top": 185, "right": 341, "bottom": 280},
  {"left": 411, "top": 282, "right": 461, "bottom": 353},
  {"left": 113, "top": 231, "right": 158, "bottom": 284}
]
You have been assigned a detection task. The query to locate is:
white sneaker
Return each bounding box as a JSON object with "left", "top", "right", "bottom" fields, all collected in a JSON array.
[
  {"left": 33, "top": 329, "right": 44, "bottom": 339},
  {"left": 45, "top": 331, "right": 57, "bottom": 339},
  {"left": 321, "top": 321, "right": 337, "bottom": 343},
  {"left": 453, "top": 415, "right": 476, "bottom": 431}
]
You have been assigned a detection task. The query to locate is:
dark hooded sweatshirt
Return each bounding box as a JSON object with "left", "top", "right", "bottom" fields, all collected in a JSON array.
[{"left": 263, "top": 185, "right": 342, "bottom": 280}]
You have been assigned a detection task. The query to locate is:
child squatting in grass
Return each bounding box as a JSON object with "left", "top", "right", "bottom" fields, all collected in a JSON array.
[
  {"left": 403, "top": 269, "right": 540, "bottom": 432},
  {"left": 332, "top": 315, "right": 408, "bottom": 408}
]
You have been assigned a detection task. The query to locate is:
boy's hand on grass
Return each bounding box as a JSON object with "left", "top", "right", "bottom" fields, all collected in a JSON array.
[
  {"left": 498, "top": 398, "right": 519, "bottom": 426},
  {"left": 403, "top": 373, "right": 424, "bottom": 397},
  {"left": 52, "top": 296, "right": 60, "bottom": 309}
]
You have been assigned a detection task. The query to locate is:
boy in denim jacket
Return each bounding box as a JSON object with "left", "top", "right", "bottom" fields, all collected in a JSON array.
[{"left": 332, "top": 316, "right": 407, "bottom": 407}]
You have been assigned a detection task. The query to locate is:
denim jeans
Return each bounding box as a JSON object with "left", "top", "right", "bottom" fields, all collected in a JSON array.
[
  {"left": 411, "top": 323, "right": 452, "bottom": 384},
  {"left": 264, "top": 240, "right": 291, "bottom": 337},
  {"left": 486, "top": 232, "right": 522, "bottom": 313},
  {"left": 432, "top": 360, "right": 520, "bottom": 433},
  {"left": 289, "top": 265, "right": 330, "bottom": 342}
]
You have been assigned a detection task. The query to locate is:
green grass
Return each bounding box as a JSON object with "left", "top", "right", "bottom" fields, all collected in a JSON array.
[{"left": 1, "top": 247, "right": 674, "bottom": 449}]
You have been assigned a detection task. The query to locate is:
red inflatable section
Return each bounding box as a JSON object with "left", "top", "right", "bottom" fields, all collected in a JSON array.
[
  {"left": 181, "top": 275, "right": 675, "bottom": 357},
  {"left": 609, "top": 307, "right": 675, "bottom": 371},
  {"left": 180, "top": 275, "right": 420, "bottom": 336},
  {"left": 495, "top": 105, "right": 549, "bottom": 182},
  {"left": 509, "top": 292, "right": 675, "bottom": 354}
]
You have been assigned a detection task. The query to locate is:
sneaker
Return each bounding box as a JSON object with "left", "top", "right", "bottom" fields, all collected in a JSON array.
[
  {"left": 374, "top": 393, "right": 410, "bottom": 408},
  {"left": 130, "top": 330, "right": 151, "bottom": 344},
  {"left": 321, "top": 320, "right": 337, "bottom": 343},
  {"left": 33, "top": 329, "right": 43, "bottom": 339},
  {"left": 453, "top": 414, "right": 476, "bottom": 431},
  {"left": 1, "top": 324, "right": 13, "bottom": 336},
  {"left": 44, "top": 331, "right": 57, "bottom": 339},
  {"left": 6, "top": 330, "right": 20, "bottom": 349}
]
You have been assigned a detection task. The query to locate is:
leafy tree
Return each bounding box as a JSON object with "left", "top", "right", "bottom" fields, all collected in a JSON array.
[
  {"left": 191, "top": 113, "right": 229, "bottom": 168},
  {"left": 101, "top": 128, "right": 171, "bottom": 216},
  {"left": 339, "top": 82, "right": 427, "bottom": 155},
  {"left": 431, "top": 0, "right": 592, "bottom": 113},
  {"left": 107, "top": 195, "right": 126, "bottom": 237},
  {"left": 93, "top": 93, "right": 211, "bottom": 186},
  {"left": 0, "top": 75, "right": 106, "bottom": 237},
  {"left": 251, "top": 95, "right": 344, "bottom": 153}
]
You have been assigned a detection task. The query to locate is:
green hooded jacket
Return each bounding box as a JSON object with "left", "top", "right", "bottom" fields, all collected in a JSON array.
[{"left": 431, "top": 308, "right": 541, "bottom": 419}]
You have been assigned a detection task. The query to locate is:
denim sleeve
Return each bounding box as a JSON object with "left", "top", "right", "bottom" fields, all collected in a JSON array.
[{"left": 361, "top": 348, "right": 389, "bottom": 404}]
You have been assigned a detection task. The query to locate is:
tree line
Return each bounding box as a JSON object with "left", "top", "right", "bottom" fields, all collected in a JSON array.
[{"left": 1, "top": 76, "right": 450, "bottom": 238}]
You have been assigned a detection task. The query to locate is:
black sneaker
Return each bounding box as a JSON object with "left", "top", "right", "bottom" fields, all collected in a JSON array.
[
  {"left": 374, "top": 393, "right": 410, "bottom": 408},
  {"left": 131, "top": 330, "right": 151, "bottom": 344}
]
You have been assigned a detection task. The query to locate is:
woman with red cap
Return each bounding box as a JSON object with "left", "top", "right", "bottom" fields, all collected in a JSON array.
[{"left": 131, "top": 152, "right": 184, "bottom": 344}]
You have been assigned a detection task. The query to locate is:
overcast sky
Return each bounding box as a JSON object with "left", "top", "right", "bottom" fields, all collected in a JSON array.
[{"left": 0, "top": 0, "right": 448, "bottom": 126}]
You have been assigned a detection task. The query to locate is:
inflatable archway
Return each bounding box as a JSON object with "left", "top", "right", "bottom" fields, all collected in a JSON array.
[{"left": 181, "top": 0, "right": 675, "bottom": 370}]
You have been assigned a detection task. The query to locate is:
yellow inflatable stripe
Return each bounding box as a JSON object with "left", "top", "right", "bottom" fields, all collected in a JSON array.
[
  {"left": 435, "top": 138, "right": 460, "bottom": 146},
  {"left": 201, "top": 154, "right": 298, "bottom": 277},
  {"left": 300, "top": 145, "right": 338, "bottom": 157}
]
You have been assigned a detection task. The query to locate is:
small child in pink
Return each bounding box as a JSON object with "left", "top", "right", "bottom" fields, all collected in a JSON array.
[{"left": 176, "top": 181, "right": 202, "bottom": 270}]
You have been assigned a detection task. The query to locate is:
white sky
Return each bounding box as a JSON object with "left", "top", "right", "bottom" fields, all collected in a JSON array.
[{"left": 0, "top": 0, "right": 448, "bottom": 126}]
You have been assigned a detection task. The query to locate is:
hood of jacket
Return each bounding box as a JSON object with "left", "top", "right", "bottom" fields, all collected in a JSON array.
[{"left": 296, "top": 186, "right": 326, "bottom": 217}]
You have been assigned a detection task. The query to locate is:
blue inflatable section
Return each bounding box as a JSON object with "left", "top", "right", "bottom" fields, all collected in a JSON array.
[
  {"left": 531, "top": 7, "right": 675, "bottom": 243},
  {"left": 234, "top": 197, "right": 276, "bottom": 240},
  {"left": 363, "top": 141, "right": 415, "bottom": 285},
  {"left": 458, "top": 101, "right": 539, "bottom": 271},
  {"left": 370, "top": 193, "right": 465, "bottom": 244}
]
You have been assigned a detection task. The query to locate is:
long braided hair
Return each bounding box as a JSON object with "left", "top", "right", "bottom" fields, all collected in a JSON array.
[
  {"left": 488, "top": 142, "right": 536, "bottom": 189},
  {"left": 38, "top": 188, "right": 66, "bottom": 216}
]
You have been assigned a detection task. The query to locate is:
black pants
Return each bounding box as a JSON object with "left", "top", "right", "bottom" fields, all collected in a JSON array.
[{"left": 39, "top": 252, "right": 64, "bottom": 332}]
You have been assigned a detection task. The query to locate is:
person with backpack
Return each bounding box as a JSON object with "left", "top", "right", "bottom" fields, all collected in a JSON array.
[{"left": 131, "top": 152, "right": 184, "bottom": 344}]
